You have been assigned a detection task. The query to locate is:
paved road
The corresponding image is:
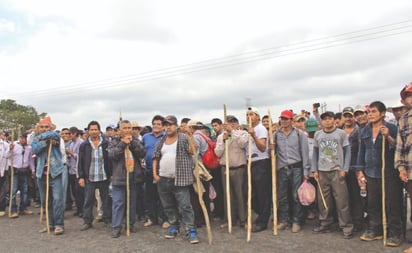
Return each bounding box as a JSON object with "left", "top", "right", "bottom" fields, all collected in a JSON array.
[{"left": 0, "top": 206, "right": 409, "bottom": 253}]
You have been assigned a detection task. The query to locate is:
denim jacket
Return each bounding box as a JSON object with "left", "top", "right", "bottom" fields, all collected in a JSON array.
[
  {"left": 31, "top": 131, "right": 65, "bottom": 179},
  {"left": 356, "top": 121, "right": 397, "bottom": 178}
]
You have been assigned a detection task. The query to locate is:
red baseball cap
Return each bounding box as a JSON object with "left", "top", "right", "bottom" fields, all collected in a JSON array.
[{"left": 280, "top": 110, "right": 294, "bottom": 119}]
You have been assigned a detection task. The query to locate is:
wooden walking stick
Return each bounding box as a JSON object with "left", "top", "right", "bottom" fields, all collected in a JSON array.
[
  {"left": 247, "top": 116, "right": 252, "bottom": 243},
  {"left": 188, "top": 133, "right": 212, "bottom": 244},
  {"left": 315, "top": 175, "right": 328, "bottom": 211},
  {"left": 45, "top": 141, "right": 53, "bottom": 233},
  {"left": 8, "top": 130, "right": 15, "bottom": 217},
  {"left": 268, "top": 109, "right": 277, "bottom": 235},
  {"left": 125, "top": 146, "right": 134, "bottom": 237},
  {"left": 224, "top": 104, "right": 232, "bottom": 234},
  {"left": 381, "top": 137, "right": 387, "bottom": 245}
]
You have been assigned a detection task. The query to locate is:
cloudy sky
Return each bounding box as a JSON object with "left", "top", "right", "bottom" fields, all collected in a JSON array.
[{"left": 1, "top": 0, "right": 411, "bottom": 129}]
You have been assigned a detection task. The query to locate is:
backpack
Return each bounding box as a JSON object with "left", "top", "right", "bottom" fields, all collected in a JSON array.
[{"left": 195, "top": 132, "right": 220, "bottom": 170}]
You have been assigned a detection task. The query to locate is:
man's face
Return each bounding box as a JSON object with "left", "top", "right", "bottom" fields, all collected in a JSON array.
[
  {"left": 61, "top": 129, "right": 71, "bottom": 142},
  {"left": 19, "top": 137, "right": 27, "bottom": 146},
  {"left": 152, "top": 120, "right": 164, "bottom": 134},
  {"left": 262, "top": 118, "right": 270, "bottom": 129},
  {"left": 279, "top": 117, "right": 292, "bottom": 128},
  {"left": 343, "top": 113, "right": 355, "bottom": 127},
  {"left": 88, "top": 125, "right": 100, "bottom": 139},
  {"left": 392, "top": 107, "right": 407, "bottom": 120},
  {"left": 368, "top": 107, "right": 385, "bottom": 124},
  {"left": 106, "top": 128, "right": 115, "bottom": 137},
  {"left": 246, "top": 112, "right": 259, "bottom": 125},
  {"left": 354, "top": 111, "right": 368, "bottom": 126},
  {"left": 119, "top": 122, "right": 132, "bottom": 137},
  {"left": 39, "top": 124, "right": 50, "bottom": 133},
  {"left": 402, "top": 94, "right": 412, "bottom": 110},
  {"left": 164, "top": 123, "right": 178, "bottom": 136},
  {"left": 334, "top": 118, "right": 343, "bottom": 128},
  {"left": 212, "top": 122, "right": 222, "bottom": 134},
  {"left": 322, "top": 116, "right": 335, "bottom": 130},
  {"left": 179, "top": 123, "right": 188, "bottom": 133},
  {"left": 131, "top": 127, "right": 141, "bottom": 137},
  {"left": 293, "top": 118, "right": 306, "bottom": 130}
]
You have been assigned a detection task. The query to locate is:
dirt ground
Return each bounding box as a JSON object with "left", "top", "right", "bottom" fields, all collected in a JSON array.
[{"left": 0, "top": 205, "right": 410, "bottom": 253}]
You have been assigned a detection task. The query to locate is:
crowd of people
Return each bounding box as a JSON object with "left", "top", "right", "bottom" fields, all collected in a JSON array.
[{"left": 0, "top": 83, "right": 412, "bottom": 251}]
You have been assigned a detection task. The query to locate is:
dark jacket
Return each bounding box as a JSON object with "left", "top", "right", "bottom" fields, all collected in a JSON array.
[
  {"left": 108, "top": 136, "right": 146, "bottom": 186},
  {"left": 78, "top": 136, "right": 112, "bottom": 182}
]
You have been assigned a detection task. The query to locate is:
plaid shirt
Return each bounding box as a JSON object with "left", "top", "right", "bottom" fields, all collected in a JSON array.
[
  {"left": 395, "top": 109, "right": 412, "bottom": 178},
  {"left": 153, "top": 133, "right": 194, "bottom": 187}
]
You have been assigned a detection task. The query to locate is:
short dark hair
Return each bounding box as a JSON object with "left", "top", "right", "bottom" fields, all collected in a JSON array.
[
  {"left": 262, "top": 115, "right": 269, "bottom": 120},
  {"left": 181, "top": 118, "right": 190, "bottom": 124},
  {"left": 369, "top": 101, "right": 386, "bottom": 113},
  {"left": 334, "top": 112, "right": 342, "bottom": 120},
  {"left": 211, "top": 118, "right": 222, "bottom": 125},
  {"left": 87, "top": 121, "right": 101, "bottom": 131},
  {"left": 152, "top": 115, "right": 164, "bottom": 124}
]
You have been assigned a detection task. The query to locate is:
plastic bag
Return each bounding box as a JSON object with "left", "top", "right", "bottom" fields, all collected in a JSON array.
[
  {"left": 209, "top": 182, "right": 217, "bottom": 200},
  {"left": 297, "top": 180, "right": 316, "bottom": 206}
]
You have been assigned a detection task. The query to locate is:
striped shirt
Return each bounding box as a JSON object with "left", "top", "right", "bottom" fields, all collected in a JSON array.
[{"left": 88, "top": 136, "right": 107, "bottom": 182}]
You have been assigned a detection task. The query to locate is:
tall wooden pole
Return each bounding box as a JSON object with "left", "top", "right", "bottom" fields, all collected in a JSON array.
[
  {"left": 268, "top": 109, "right": 278, "bottom": 235},
  {"left": 45, "top": 142, "right": 52, "bottom": 233},
  {"left": 224, "top": 104, "right": 232, "bottom": 234},
  {"left": 8, "top": 130, "right": 15, "bottom": 217},
  {"left": 246, "top": 116, "right": 252, "bottom": 242},
  {"left": 382, "top": 137, "right": 387, "bottom": 245}
]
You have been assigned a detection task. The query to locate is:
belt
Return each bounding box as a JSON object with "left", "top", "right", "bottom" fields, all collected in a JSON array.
[
  {"left": 222, "top": 165, "right": 246, "bottom": 170},
  {"left": 279, "top": 162, "right": 302, "bottom": 170},
  {"left": 160, "top": 176, "right": 176, "bottom": 180}
]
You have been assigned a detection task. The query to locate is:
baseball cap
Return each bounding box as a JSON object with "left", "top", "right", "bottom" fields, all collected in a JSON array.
[
  {"left": 293, "top": 114, "right": 306, "bottom": 122},
  {"left": 106, "top": 124, "right": 115, "bottom": 130},
  {"left": 247, "top": 107, "right": 260, "bottom": 116},
  {"left": 320, "top": 111, "right": 335, "bottom": 120},
  {"left": 305, "top": 118, "right": 318, "bottom": 132},
  {"left": 342, "top": 107, "right": 354, "bottom": 116},
  {"left": 163, "top": 115, "right": 178, "bottom": 125},
  {"left": 354, "top": 105, "right": 367, "bottom": 114},
  {"left": 280, "top": 110, "right": 294, "bottom": 119}
]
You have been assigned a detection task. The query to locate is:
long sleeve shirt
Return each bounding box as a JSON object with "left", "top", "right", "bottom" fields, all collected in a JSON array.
[
  {"left": 395, "top": 109, "right": 412, "bottom": 179},
  {"left": 9, "top": 141, "right": 35, "bottom": 172},
  {"left": 214, "top": 129, "right": 248, "bottom": 167}
]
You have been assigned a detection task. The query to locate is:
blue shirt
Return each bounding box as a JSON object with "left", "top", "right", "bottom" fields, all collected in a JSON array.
[
  {"left": 356, "top": 121, "right": 397, "bottom": 178},
  {"left": 142, "top": 131, "right": 165, "bottom": 173}
]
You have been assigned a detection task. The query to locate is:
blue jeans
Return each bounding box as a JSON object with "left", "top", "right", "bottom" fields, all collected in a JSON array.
[
  {"left": 277, "top": 166, "right": 304, "bottom": 224},
  {"left": 61, "top": 166, "right": 68, "bottom": 209},
  {"left": 111, "top": 184, "right": 137, "bottom": 230},
  {"left": 37, "top": 173, "right": 65, "bottom": 229},
  {"left": 157, "top": 177, "right": 195, "bottom": 231},
  {"left": 11, "top": 171, "right": 29, "bottom": 212}
]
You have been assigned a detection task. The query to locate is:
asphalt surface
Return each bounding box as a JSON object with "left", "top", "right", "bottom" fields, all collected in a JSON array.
[{"left": 0, "top": 206, "right": 410, "bottom": 253}]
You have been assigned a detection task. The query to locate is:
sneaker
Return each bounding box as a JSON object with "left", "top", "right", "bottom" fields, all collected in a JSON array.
[
  {"left": 162, "top": 221, "right": 170, "bottom": 229},
  {"left": 313, "top": 225, "right": 331, "bottom": 234},
  {"left": 9, "top": 213, "right": 19, "bottom": 218},
  {"left": 386, "top": 236, "right": 402, "bottom": 247},
  {"left": 359, "top": 230, "right": 383, "bottom": 241},
  {"left": 186, "top": 229, "right": 199, "bottom": 244},
  {"left": 144, "top": 218, "right": 153, "bottom": 227},
  {"left": 278, "top": 222, "right": 288, "bottom": 230},
  {"left": 165, "top": 227, "right": 179, "bottom": 239},
  {"left": 291, "top": 223, "right": 301, "bottom": 233},
  {"left": 80, "top": 223, "right": 92, "bottom": 231},
  {"left": 111, "top": 228, "right": 121, "bottom": 238},
  {"left": 343, "top": 233, "right": 353, "bottom": 239},
  {"left": 0, "top": 211, "right": 5, "bottom": 217},
  {"left": 54, "top": 227, "right": 64, "bottom": 235}
]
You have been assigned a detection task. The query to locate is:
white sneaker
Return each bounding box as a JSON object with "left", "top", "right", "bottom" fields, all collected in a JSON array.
[{"left": 0, "top": 211, "right": 5, "bottom": 217}]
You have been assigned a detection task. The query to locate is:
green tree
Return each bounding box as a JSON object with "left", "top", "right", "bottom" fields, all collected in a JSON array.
[{"left": 0, "top": 99, "right": 46, "bottom": 136}]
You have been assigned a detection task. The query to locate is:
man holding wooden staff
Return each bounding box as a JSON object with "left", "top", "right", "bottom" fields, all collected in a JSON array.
[
  {"left": 108, "top": 120, "right": 146, "bottom": 238},
  {"left": 245, "top": 107, "right": 271, "bottom": 233},
  {"left": 357, "top": 101, "right": 401, "bottom": 247},
  {"left": 31, "top": 116, "right": 65, "bottom": 235},
  {"left": 215, "top": 115, "right": 248, "bottom": 229}
]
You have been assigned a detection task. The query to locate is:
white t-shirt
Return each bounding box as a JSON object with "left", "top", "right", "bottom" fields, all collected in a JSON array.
[
  {"left": 159, "top": 140, "right": 177, "bottom": 177},
  {"left": 246, "top": 123, "right": 269, "bottom": 161}
]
